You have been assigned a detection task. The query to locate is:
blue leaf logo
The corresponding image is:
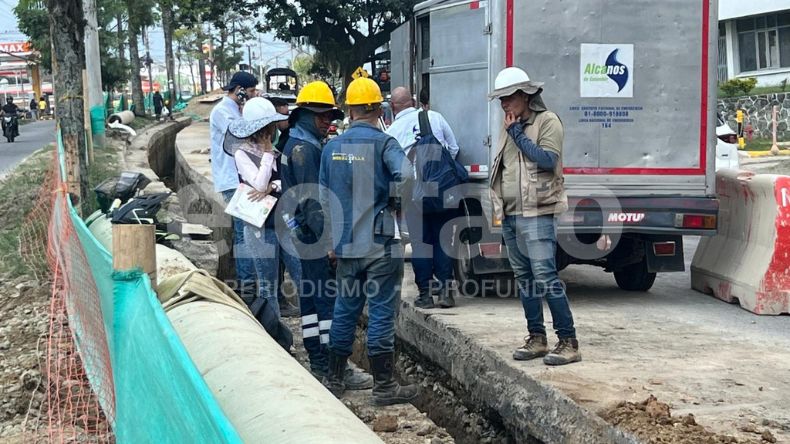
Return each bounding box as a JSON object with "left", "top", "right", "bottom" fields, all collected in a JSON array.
[{"left": 605, "top": 49, "right": 629, "bottom": 92}]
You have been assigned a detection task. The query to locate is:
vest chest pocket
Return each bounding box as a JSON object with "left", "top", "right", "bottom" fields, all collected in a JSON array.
[{"left": 530, "top": 171, "right": 560, "bottom": 206}]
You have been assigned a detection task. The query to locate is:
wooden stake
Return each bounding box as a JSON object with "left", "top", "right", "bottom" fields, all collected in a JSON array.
[
  {"left": 112, "top": 224, "right": 158, "bottom": 290},
  {"left": 771, "top": 105, "right": 780, "bottom": 156},
  {"left": 83, "top": 69, "right": 94, "bottom": 164}
]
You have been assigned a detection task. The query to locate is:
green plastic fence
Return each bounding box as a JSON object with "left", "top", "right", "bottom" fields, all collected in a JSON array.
[{"left": 59, "top": 133, "right": 243, "bottom": 443}]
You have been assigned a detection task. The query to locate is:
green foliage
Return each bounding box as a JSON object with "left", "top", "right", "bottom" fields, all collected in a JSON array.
[
  {"left": 719, "top": 77, "right": 758, "bottom": 97},
  {"left": 14, "top": 0, "right": 51, "bottom": 70},
  {"left": 256, "top": 0, "right": 417, "bottom": 85}
]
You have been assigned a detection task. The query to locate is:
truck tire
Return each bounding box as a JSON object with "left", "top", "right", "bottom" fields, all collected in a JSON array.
[{"left": 614, "top": 259, "right": 657, "bottom": 291}]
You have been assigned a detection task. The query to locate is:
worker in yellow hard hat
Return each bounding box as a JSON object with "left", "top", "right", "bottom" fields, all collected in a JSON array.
[
  {"left": 278, "top": 80, "right": 372, "bottom": 390},
  {"left": 318, "top": 77, "right": 417, "bottom": 406}
]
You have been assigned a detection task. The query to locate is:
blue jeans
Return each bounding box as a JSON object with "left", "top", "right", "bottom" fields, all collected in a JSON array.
[
  {"left": 222, "top": 190, "right": 257, "bottom": 301},
  {"left": 406, "top": 204, "right": 456, "bottom": 290},
  {"left": 501, "top": 215, "right": 576, "bottom": 339},
  {"left": 242, "top": 224, "right": 280, "bottom": 317},
  {"left": 329, "top": 242, "right": 404, "bottom": 357}
]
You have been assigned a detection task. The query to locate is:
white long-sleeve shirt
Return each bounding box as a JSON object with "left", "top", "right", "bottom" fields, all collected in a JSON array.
[
  {"left": 385, "top": 107, "right": 460, "bottom": 159},
  {"left": 209, "top": 96, "right": 242, "bottom": 193},
  {"left": 234, "top": 149, "right": 279, "bottom": 192}
]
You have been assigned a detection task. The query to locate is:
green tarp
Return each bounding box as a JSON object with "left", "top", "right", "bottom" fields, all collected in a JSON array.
[{"left": 59, "top": 133, "right": 242, "bottom": 443}]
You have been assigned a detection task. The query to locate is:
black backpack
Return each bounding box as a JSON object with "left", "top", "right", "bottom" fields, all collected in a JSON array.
[{"left": 411, "top": 111, "right": 468, "bottom": 213}]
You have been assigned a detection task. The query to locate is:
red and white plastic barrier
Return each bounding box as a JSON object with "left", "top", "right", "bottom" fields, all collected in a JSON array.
[{"left": 691, "top": 169, "right": 790, "bottom": 315}]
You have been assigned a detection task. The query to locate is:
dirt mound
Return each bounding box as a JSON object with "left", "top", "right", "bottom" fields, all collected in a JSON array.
[
  {"left": 181, "top": 90, "right": 225, "bottom": 120},
  {"left": 602, "top": 396, "right": 772, "bottom": 444}
]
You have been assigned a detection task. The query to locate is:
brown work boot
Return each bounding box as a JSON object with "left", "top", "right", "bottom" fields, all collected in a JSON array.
[
  {"left": 512, "top": 334, "right": 548, "bottom": 361},
  {"left": 543, "top": 338, "right": 582, "bottom": 366}
]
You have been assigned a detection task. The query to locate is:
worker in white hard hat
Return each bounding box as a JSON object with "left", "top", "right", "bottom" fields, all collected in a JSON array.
[{"left": 488, "top": 67, "right": 581, "bottom": 366}]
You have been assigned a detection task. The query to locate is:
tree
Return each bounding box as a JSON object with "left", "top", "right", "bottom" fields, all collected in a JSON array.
[
  {"left": 46, "top": 0, "right": 89, "bottom": 211},
  {"left": 257, "top": 0, "right": 416, "bottom": 89},
  {"left": 125, "top": 0, "right": 155, "bottom": 115},
  {"left": 159, "top": 1, "right": 177, "bottom": 106},
  {"left": 14, "top": 0, "right": 52, "bottom": 70}
]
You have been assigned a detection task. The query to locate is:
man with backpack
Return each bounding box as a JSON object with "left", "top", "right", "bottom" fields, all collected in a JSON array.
[{"left": 387, "top": 87, "right": 463, "bottom": 309}]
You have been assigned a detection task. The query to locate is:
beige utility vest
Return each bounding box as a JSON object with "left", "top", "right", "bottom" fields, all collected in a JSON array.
[{"left": 489, "top": 110, "right": 568, "bottom": 219}]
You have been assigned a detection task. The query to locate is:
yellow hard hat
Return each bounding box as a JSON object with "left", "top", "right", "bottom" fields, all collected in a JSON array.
[
  {"left": 345, "top": 77, "right": 383, "bottom": 106},
  {"left": 296, "top": 81, "right": 336, "bottom": 107}
]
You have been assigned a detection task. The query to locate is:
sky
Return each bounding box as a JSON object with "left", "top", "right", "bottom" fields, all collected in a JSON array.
[{"left": 0, "top": 0, "right": 297, "bottom": 69}]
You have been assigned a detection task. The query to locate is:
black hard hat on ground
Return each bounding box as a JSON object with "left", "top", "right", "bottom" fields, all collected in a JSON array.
[{"left": 223, "top": 72, "right": 258, "bottom": 91}]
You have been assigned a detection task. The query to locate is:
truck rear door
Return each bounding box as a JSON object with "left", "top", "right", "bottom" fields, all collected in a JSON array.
[{"left": 419, "top": 0, "right": 490, "bottom": 180}]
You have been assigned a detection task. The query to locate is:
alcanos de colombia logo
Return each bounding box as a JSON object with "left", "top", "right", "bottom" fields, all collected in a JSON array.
[{"left": 580, "top": 44, "right": 634, "bottom": 98}]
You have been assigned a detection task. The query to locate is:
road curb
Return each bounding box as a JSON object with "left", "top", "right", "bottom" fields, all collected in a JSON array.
[
  {"left": 743, "top": 149, "right": 790, "bottom": 158},
  {"left": 395, "top": 300, "right": 642, "bottom": 444}
]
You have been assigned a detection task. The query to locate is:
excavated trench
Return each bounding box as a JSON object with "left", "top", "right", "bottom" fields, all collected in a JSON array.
[{"left": 351, "top": 321, "right": 539, "bottom": 444}]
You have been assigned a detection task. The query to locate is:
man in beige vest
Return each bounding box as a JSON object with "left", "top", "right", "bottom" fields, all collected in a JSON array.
[{"left": 489, "top": 67, "right": 580, "bottom": 366}]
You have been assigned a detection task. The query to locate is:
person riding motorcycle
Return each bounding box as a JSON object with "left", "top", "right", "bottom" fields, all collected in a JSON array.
[{"left": 1, "top": 98, "right": 20, "bottom": 140}]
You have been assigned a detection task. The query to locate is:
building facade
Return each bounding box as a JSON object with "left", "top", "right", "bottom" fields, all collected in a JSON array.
[{"left": 719, "top": 0, "right": 790, "bottom": 85}]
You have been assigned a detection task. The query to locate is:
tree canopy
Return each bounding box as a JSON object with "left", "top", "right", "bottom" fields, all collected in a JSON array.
[{"left": 256, "top": 0, "right": 416, "bottom": 86}]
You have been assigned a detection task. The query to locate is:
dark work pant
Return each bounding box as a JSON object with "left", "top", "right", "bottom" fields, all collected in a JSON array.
[
  {"left": 406, "top": 202, "right": 456, "bottom": 290},
  {"left": 329, "top": 243, "right": 404, "bottom": 357},
  {"left": 294, "top": 236, "right": 336, "bottom": 374}
]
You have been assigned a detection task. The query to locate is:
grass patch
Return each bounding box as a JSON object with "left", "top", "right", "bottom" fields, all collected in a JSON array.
[
  {"left": 0, "top": 147, "right": 54, "bottom": 277},
  {"left": 743, "top": 138, "right": 774, "bottom": 151},
  {"left": 84, "top": 145, "right": 121, "bottom": 215},
  {"left": 0, "top": 142, "right": 121, "bottom": 278},
  {"left": 129, "top": 116, "right": 157, "bottom": 131}
]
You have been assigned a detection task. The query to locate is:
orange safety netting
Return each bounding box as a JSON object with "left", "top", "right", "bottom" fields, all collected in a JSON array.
[{"left": 19, "top": 147, "right": 115, "bottom": 443}]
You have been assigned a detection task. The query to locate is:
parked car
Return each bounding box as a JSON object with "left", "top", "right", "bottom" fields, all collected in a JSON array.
[{"left": 716, "top": 113, "right": 741, "bottom": 171}]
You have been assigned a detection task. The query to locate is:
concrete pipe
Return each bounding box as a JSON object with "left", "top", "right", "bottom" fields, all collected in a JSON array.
[
  {"left": 167, "top": 301, "right": 383, "bottom": 444},
  {"left": 108, "top": 110, "right": 135, "bottom": 124}
]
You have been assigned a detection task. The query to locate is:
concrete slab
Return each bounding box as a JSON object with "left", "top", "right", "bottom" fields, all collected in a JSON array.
[{"left": 397, "top": 236, "right": 790, "bottom": 443}]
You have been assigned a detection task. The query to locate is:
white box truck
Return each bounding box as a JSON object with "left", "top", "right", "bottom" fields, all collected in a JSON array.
[{"left": 390, "top": 0, "right": 719, "bottom": 294}]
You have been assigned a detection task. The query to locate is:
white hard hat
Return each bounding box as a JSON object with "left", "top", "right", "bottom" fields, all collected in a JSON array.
[
  {"left": 494, "top": 67, "right": 531, "bottom": 90},
  {"left": 489, "top": 67, "right": 544, "bottom": 100},
  {"left": 241, "top": 97, "right": 279, "bottom": 122}
]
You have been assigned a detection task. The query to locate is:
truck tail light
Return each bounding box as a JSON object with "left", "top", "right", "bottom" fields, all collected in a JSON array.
[
  {"left": 675, "top": 214, "right": 716, "bottom": 229},
  {"left": 653, "top": 241, "right": 676, "bottom": 257},
  {"left": 479, "top": 243, "right": 502, "bottom": 258}
]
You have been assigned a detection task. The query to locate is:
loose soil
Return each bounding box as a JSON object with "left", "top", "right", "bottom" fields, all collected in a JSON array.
[{"left": 601, "top": 395, "right": 774, "bottom": 444}]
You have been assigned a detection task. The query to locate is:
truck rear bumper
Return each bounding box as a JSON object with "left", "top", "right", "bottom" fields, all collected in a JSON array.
[{"left": 556, "top": 196, "right": 719, "bottom": 236}]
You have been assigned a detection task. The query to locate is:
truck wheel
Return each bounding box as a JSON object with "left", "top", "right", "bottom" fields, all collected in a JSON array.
[
  {"left": 614, "top": 259, "right": 657, "bottom": 291},
  {"left": 453, "top": 241, "right": 481, "bottom": 297}
]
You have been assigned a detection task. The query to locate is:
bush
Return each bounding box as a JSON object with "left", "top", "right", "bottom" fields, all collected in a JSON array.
[{"left": 719, "top": 77, "right": 758, "bottom": 97}]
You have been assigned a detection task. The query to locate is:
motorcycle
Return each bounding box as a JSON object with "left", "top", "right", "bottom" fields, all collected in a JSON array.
[{"left": 2, "top": 115, "right": 19, "bottom": 143}]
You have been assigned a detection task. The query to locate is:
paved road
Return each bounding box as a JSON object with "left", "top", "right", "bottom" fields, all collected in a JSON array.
[
  {"left": 0, "top": 119, "right": 57, "bottom": 179},
  {"left": 401, "top": 234, "right": 790, "bottom": 441}
]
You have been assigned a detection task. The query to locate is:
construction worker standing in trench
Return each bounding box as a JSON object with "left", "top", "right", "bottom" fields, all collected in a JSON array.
[
  {"left": 488, "top": 67, "right": 581, "bottom": 366},
  {"left": 319, "top": 78, "right": 418, "bottom": 405},
  {"left": 279, "top": 81, "right": 373, "bottom": 388}
]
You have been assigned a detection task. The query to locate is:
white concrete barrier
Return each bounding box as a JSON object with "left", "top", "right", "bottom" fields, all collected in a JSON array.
[{"left": 691, "top": 169, "right": 790, "bottom": 315}]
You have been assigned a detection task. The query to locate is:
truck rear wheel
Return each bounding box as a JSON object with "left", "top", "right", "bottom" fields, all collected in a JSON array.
[{"left": 613, "top": 258, "right": 657, "bottom": 291}]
